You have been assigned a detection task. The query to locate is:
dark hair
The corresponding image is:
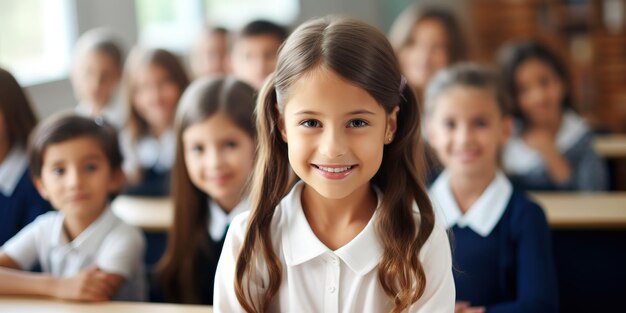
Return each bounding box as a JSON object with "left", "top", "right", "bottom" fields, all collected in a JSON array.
[
  {"left": 235, "top": 16, "right": 435, "bottom": 313},
  {"left": 74, "top": 28, "right": 124, "bottom": 71},
  {"left": 124, "top": 47, "right": 190, "bottom": 142},
  {"left": 28, "top": 114, "right": 122, "bottom": 178},
  {"left": 389, "top": 5, "right": 467, "bottom": 64},
  {"left": 238, "top": 20, "right": 288, "bottom": 42},
  {"left": 156, "top": 76, "right": 256, "bottom": 304},
  {"left": 497, "top": 40, "right": 573, "bottom": 119},
  {"left": 424, "top": 63, "right": 512, "bottom": 116},
  {"left": 0, "top": 67, "right": 38, "bottom": 148}
]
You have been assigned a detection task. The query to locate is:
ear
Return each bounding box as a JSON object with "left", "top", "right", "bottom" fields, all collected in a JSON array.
[
  {"left": 501, "top": 115, "right": 514, "bottom": 145},
  {"left": 277, "top": 113, "right": 288, "bottom": 143},
  {"left": 33, "top": 177, "right": 50, "bottom": 201},
  {"left": 108, "top": 169, "right": 126, "bottom": 193},
  {"left": 385, "top": 106, "right": 400, "bottom": 144}
]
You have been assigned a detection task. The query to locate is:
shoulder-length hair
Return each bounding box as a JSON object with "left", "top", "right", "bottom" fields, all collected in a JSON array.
[
  {"left": 0, "top": 67, "right": 38, "bottom": 149},
  {"left": 235, "top": 16, "right": 436, "bottom": 313},
  {"left": 156, "top": 76, "right": 256, "bottom": 304},
  {"left": 123, "top": 47, "right": 190, "bottom": 142}
]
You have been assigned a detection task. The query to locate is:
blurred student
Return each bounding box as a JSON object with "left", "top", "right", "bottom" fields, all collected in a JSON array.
[
  {"left": 0, "top": 114, "right": 145, "bottom": 301},
  {"left": 426, "top": 64, "right": 558, "bottom": 313},
  {"left": 0, "top": 67, "right": 51, "bottom": 246},
  {"left": 498, "top": 41, "right": 608, "bottom": 191},
  {"left": 230, "top": 20, "right": 288, "bottom": 90},
  {"left": 71, "top": 28, "right": 126, "bottom": 129},
  {"left": 119, "top": 48, "right": 190, "bottom": 196},
  {"left": 389, "top": 5, "right": 467, "bottom": 101},
  {"left": 154, "top": 76, "right": 256, "bottom": 304},
  {"left": 189, "top": 25, "right": 231, "bottom": 79}
]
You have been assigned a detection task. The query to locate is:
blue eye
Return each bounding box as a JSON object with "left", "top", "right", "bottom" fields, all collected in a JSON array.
[
  {"left": 300, "top": 120, "right": 321, "bottom": 128},
  {"left": 347, "top": 119, "right": 368, "bottom": 128}
]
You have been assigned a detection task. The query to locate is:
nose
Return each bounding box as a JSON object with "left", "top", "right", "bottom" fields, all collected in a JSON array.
[
  {"left": 455, "top": 124, "right": 474, "bottom": 147},
  {"left": 66, "top": 167, "right": 82, "bottom": 189},
  {"left": 204, "top": 146, "right": 223, "bottom": 169},
  {"left": 318, "top": 127, "right": 348, "bottom": 159}
]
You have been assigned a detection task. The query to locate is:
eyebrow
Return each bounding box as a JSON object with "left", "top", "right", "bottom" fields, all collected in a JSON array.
[{"left": 293, "top": 109, "right": 376, "bottom": 116}]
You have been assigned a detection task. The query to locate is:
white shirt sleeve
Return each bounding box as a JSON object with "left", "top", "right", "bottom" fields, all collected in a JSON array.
[
  {"left": 95, "top": 224, "right": 145, "bottom": 279},
  {"left": 1, "top": 214, "right": 51, "bottom": 270},
  {"left": 409, "top": 224, "right": 456, "bottom": 313},
  {"left": 213, "top": 212, "right": 265, "bottom": 313}
]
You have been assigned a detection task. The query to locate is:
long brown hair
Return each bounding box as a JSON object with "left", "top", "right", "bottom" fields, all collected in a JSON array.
[
  {"left": 0, "top": 67, "right": 38, "bottom": 149},
  {"left": 156, "top": 76, "right": 256, "bottom": 304},
  {"left": 123, "top": 47, "right": 190, "bottom": 143},
  {"left": 235, "top": 16, "right": 436, "bottom": 312}
]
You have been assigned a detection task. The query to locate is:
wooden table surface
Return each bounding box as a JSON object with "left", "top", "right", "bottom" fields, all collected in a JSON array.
[
  {"left": 0, "top": 297, "right": 211, "bottom": 313},
  {"left": 531, "top": 192, "right": 626, "bottom": 229},
  {"left": 112, "top": 192, "right": 626, "bottom": 231},
  {"left": 594, "top": 135, "right": 626, "bottom": 158}
]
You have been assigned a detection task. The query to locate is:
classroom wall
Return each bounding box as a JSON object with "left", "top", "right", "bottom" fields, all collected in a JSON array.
[{"left": 24, "top": 0, "right": 462, "bottom": 118}]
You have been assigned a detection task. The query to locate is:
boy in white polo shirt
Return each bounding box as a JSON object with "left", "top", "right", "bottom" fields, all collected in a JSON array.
[{"left": 0, "top": 114, "right": 146, "bottom": 301}]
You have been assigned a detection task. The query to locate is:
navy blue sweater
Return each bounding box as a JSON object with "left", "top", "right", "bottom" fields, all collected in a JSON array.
[
  {"left": 0, "top": 170, "right": 52, "bottom": 246},
  {"left": 451, "top": 190, "right": 559, "bottom": 313}
]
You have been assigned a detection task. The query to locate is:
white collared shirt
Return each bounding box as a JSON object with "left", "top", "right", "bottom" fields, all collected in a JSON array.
[
  {"left": 1, "top": 207, "right": 146, "bottom": 301},
  {"left": 214, "top": 181, "right": 455, "bottom": 313},
  {"left": 503, "top": 110, "right": 589, "bottom": 174},
  {"left": 119, "top": 127, "right": 176, "bottom": 174},
  {"left": 74, "top": 92, "right": 126, "bottom": 130},
  {"left": 207, "top": 198, "right": 250, "bottom": 242},
  {"left": 429, "top": 170, "right": 513, "bottom": 237},
  {"left": 0, "top": 147, "right": 28, "bottom": 197}
]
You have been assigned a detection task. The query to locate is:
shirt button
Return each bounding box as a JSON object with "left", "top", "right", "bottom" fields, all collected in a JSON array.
[{"left": 328, "top": 286, "right": 336, "bottom": 293}]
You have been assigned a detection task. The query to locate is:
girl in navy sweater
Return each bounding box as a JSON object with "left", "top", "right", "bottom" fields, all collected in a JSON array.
[
  {"left": 425, "top": 63, "right": 558, "bottom": 313},
  {"left": 154, "top": 76, "right": 256, "bottom": 304},
  {"left": 0, "top": 67, "right": 51, "bottom": 246}
]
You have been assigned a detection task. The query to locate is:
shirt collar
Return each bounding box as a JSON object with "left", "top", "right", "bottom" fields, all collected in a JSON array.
[
  {"left": 51, "top": 206, "right": 119, "bottom": 249},
  {"left": 0, "top": 147, "right": 28, "bottom": 196},
  {"left": 136, "top": 128, "right": 175, "bottom": 171},
  {"left": 208, "top": 197, "right": 250, "bottom": 241},
  {"left": 281, "top": 181, "right": 383, "bottom": 276},
  {"left": 429, "top": 170, "right": 512, "bottom": 237}
]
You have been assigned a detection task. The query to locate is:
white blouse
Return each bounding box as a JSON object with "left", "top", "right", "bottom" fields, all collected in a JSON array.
[{"left": 214, "top": 181, "right": 455, "bottom": 313}]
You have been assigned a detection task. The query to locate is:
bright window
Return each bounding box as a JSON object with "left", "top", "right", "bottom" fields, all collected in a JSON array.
[
  {"left": 135, "top": 0, "right": 204, "bottom": 52},
  {"left": 0, "top": 0, "right": 75, "bottom": 85},
  {"left": 204, "top": 0, "right": 299, "bottom": 30}
]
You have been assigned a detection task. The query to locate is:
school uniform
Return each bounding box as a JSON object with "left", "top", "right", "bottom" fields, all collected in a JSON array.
[
  {"left": 430, "top": 171, "right": 559, "bottom": 313},
  {"left": 1, "top": 207, "right": 147, "bottom": 301},
  {"left": 119, "top": 128, "right": 175, "bottom": 196},
  {"left": 214, "top": 181, "right": 455, "bottom": 312},
  {"left": 74, "top": 92, "right": 126, "bottom": 129},
  {"left": 0, "top": 147, "right": 51, "bottom": 246},
  {"left": 503, "top": 110, "right": 608, "bottom": 191},
  {"left": 150, "top": 198, "right": 249, "bottom": 304}
]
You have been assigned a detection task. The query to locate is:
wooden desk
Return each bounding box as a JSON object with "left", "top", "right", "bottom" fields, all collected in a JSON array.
[
  {"left": 111, "top": 196, "right": 173, "bottom": 232},
  {"left": 531, "top": 192, "right": 626, "bottom": 229},
  {"left": 0, "top": 297, "right": 211, "bottom": 313},
  {"left": 594, "top": 135, "right": 626, "bottom": 158}
]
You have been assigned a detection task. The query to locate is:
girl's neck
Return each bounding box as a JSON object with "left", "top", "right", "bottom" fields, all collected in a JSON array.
[
  {"left": 214, "top": 195, "right": 242, "bottom": 214},
  {"left": 150, "top": 123, "right": 170, "bottom": 138},
  {"left": 528, "top": 113, "right": 562, "bottom": 133},
  {"left": 449, "top": 168, "right": 497, "bottom": 214},
  {"left": 0, "top": 139, "right": 10, "bottom": 165},
  {"left": 62, "top": 205, "right": 106, "bottom": 241},
  {"left": 301, "top": 183, "right": 377, "bottom": 250}
]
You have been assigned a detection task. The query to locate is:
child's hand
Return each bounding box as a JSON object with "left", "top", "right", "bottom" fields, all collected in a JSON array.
[
  {"left": 455, "top": 301, "right": 486, "bottom": 313},
  {"left": 54, "top": 266, "right": 121, "bottom": 302}
]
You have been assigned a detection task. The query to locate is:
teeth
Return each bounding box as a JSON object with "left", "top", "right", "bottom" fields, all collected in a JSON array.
[{"left": 317, "top": 165, "right": 352, "bottom": 173}]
